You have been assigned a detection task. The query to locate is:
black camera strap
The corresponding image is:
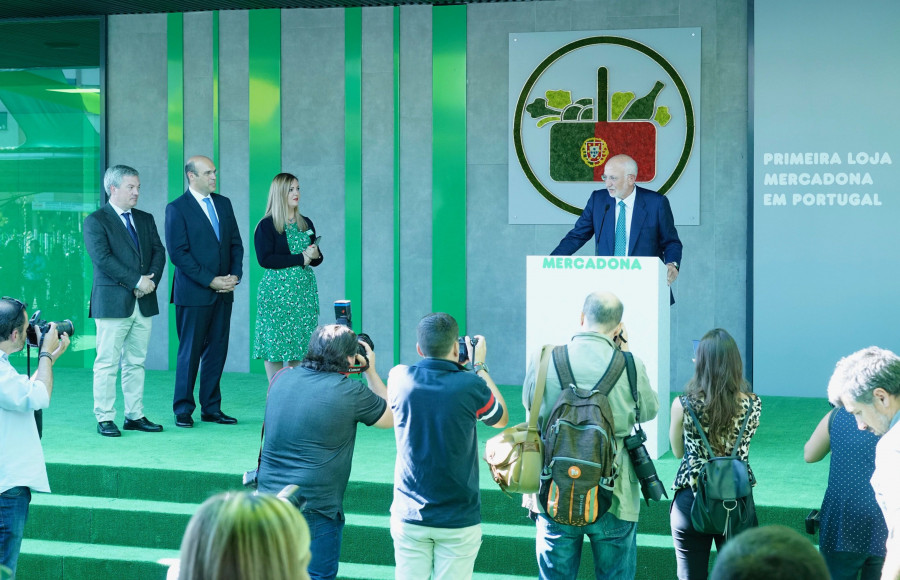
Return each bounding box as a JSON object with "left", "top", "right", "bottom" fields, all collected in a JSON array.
[{"left": 623, "top": 351, "right": 640, "bottom": 424}]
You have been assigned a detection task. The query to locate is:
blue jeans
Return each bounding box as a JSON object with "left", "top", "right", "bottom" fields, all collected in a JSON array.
[
  {"left": 535, "top": 511, "right": 637, "bottom": 580},
  {"left": 822, "top": 550, "right": 885, "bottom": 580},
  {"left": 0, "top": 486, "right": 31, "bottom": 579},
  {"left": 303, "top": 510, "right": 345, "bottom": 580}
]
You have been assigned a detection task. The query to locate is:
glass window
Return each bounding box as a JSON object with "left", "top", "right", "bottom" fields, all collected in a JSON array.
[{"left": 0, "top": 18, "right": 102, "bottom": 368}]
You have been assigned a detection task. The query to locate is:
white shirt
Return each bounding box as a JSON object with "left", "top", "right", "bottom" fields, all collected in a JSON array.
[
  {"left": 189, "top": 187, "right": 220, "bottom": 230},
  {"left": 108, "top": 201, "right": 138, "bottom": 234},
  {"left": 612, "top": 189, "right": 636, "bottom": 256},
  {"left": 0, "top": 351, "right": 51, "bottom": 494}
]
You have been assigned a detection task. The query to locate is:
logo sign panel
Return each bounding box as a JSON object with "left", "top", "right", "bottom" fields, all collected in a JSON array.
[{"left": 509, "top": 29, "right": 701, "bottom": 225}]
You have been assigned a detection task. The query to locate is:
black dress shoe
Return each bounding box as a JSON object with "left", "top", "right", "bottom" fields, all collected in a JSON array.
[
  {"left": 123, "top": 417, "right": 163, "bottom": 432},
  {"left": 97, "top": 421, "right": 122, "bottom": 437},
  {"left": 175, "top": 413, "right": 194, "bottom": 428},
  {"left": 200, "top": 411, "right": 237, "bottom": 425}
]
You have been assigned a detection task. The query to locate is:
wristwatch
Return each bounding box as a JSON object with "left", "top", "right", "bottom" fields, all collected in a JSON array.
[{"left": 473, "top": 362, "right": 490, "bottom": 374}]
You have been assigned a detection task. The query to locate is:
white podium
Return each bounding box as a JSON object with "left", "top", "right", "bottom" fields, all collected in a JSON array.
[{"left": 525, "top": 255, "right": 670, "bottom": 458}]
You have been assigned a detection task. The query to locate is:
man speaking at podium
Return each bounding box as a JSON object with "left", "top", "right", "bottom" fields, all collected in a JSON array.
[{"left": 551, "top": 154, "right": 683, "bottom": 288}]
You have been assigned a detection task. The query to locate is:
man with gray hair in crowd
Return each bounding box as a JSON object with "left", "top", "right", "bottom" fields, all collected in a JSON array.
[
  {"left": 522, "top": 291, "right": 659, "bottom": 579},
  {"left": 827, "top": 346, "right": 900, "bottom": 580},
  {"left": 84, "top": 164, "right": 166, "bottom": 437}
]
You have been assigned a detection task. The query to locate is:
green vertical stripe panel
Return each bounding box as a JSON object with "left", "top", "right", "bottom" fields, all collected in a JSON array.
[
  {"left": 345, "top": 8, "right": 363, "bottom": 332},
  {"left": 248, "top": 9, "right": 282, "bottom": 373},
  {"left": 432, "top": 5, "right": 467, "bottom": 331},
  {"left": 212, "top": 11, "right": 219, "bottom": 169},
  {"left": 393, "top": 7, "right": 401, "bottom": 364},
  {"left": 167, "top": 13, "right": 184, "bottom": 370}
]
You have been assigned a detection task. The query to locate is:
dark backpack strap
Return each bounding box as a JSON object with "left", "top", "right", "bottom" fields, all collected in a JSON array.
[
  {"left": 552, "top": 345, "right": 576, "bottom": 390},
  {"left": 553, "top": 344, "right": 626, "bottom": 397},
  {"left": 593, "top": 350, "right": 626, "bottom": 396},
  {"left": 731, "top": 401, "right": 754, "bottom": 458},
  {"left": 623, "top": 352, "right": 639, "bottom": 422},
  {"left": 683, "top": 397, "right": 716, "bottom": 458}
]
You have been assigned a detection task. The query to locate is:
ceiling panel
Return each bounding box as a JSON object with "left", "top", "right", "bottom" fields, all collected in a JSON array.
[{"left": 0, "top": 0, "right": 530, "bottom": 20}]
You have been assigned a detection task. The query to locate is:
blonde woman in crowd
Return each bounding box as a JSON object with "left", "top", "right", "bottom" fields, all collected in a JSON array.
[{"left": 173, "top": 491, "right": 311, "bottom": 580}]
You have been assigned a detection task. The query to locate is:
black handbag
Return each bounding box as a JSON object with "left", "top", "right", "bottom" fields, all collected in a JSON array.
[{"left": 684, "top": 398, "right": 756, "bottom": 540}]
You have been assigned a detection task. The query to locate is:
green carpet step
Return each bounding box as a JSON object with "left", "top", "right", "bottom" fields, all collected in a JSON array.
[
  {"left": 336, "top": 561, "right": 538, "bottom": 580},
  {"left": 25, "top": 494, "right": 195, "bottom": 550},
  {"left": 46, "top": 463, "right": 242, "bottom": 504},
  {"left": 338, "top": 513, "right": 677, "bottom": 579},
  {"left": 16, "top": 538, "right": 176, "bottom": 580}
]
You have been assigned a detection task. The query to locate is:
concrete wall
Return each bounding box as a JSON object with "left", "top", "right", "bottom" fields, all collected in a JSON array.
[{"left": 107, "top": 0, "right": 748, "bottom": 391}]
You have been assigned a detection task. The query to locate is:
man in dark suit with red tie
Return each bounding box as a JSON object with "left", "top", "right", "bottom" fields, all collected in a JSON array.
[
  {"left": 551, "top": 154, "right": 683, "bottom": 287},
  {"left": 84, "top": 165, "right": 167, "bottom": 437},
  {"left": 165, "top": 155, "right": 244, "bottom": 428}
]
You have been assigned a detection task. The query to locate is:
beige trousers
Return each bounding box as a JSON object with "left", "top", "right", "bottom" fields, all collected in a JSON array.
[{"left": 92, "top": 303, "right": 152, "bottom": 422}]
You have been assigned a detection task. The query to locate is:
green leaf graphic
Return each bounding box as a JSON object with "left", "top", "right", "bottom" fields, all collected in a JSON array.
[
  {"left": 546, "top": 90, "right": 572, "bottom": 109},
  {"left": 536, "top": 116, "right": 560, "bottom": 128},
  {"left": 611, "top": 92, "right": 634, "bottom": 120},
  {"left": 654, "top": 106, "right": 671, "bottom": 126},
  {"left": 562, "top": 104, "right": 583, "bottom": 120},
  {"left": 525, "top": 98, "right": 560, "bottom": 119}
]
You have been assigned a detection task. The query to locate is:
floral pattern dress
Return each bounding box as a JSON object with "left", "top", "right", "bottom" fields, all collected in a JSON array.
[{"left": 253, "top": 224, "right": 320, "bottom": 362}]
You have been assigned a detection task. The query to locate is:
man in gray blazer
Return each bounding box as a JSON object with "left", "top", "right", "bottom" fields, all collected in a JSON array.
[{"left": 83, "top": 165, "right": 166, "bottom": 437}]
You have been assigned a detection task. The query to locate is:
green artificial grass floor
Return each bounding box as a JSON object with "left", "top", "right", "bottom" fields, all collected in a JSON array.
[{"left": 15, "top": 365, "right": 834, "bottom": 511}]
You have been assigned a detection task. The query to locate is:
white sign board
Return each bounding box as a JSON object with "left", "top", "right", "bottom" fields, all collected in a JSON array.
[{"left": 525, "top": 255, "right": 670, "bottom": 458}]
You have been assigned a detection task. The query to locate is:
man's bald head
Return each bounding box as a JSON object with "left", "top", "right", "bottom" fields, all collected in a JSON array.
[
  {"left": 581, "top": 291, "right": 624, "bottom": 334},
  {"left": 606, "top": 154, "right": 638, "bottom": 178},
  {"left": 185, "top": 156, "right": 217, "bottom": 195}
]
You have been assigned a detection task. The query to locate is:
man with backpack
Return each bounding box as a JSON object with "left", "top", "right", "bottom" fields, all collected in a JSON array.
[{"left": 521, "top": 291, "right": 659, "bottom": 579}]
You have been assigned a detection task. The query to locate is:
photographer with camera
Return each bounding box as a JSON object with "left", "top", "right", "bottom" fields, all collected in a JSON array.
[
  {"left": 256, "top": 324, "right": 391, "bottom": 580},
  {"left": 0, "top": 297, "right": 70, "bottom": 577},
  {"left": 388, "top": 313, "right": 508, "bottom": 580},
  {"left": 521, "top": 291, "right": 659, "bottom": 580}
]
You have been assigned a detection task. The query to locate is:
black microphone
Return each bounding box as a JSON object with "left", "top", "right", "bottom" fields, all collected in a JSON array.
[{"left": 596, "top": 202, "right": 611, "bottom": 247}]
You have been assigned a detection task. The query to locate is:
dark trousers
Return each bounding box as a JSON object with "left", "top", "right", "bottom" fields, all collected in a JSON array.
[
  {"left": 822, "top": 550, "right": 885, "bottom": 580},
  {"left": 173, "top": 297, "right": 232, "bottom": 416},
  {"left": 303, "top": 511, "right": 345, "bottom": 580},
  {"left": 670, "top": 487, "right": 725, "bottom": 580}
]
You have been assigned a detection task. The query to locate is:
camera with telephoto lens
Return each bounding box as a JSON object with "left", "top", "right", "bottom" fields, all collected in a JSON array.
[
  {"left": 458, "top": 336, "right": 478, "bottom": 364},
  {"left": 25, "top": 310, "right": 75, "bottom": 348},
  {"left": 334, "top": 300, "right": 374, "bottom": 356},
  {"left": 623, "top": 426, "right": 668, "bottom": 504}
]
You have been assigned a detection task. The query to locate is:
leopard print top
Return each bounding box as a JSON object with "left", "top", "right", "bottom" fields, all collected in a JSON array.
[{"left": 673, "top": 393, "right": 762, "bottom": 492}]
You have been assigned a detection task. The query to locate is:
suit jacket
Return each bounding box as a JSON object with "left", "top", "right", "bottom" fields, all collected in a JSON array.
[
  {"left": 551, "top": 186, "right": 683, "bottom": 265},
  {"left": 165, "top": 190, "right": 244, "bottom": 306},
  {"left": 84, "top": 203, "right": 167, "bottom": 318}
]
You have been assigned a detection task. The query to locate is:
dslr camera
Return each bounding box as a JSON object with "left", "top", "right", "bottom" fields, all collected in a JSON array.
[
  {"left": 334, "top": 300, "right": 374, "bottom": 356},
  {"left": 334, "top": 300, "right": 373, "bottom": 371},
  {"left": 458, "top": 336, "right": 478, "bottom": 364},
  {"left": 623, "top": 426, "right": 668, "bottom": 504},
  {"left": 26, "top": 310, "right": 75, "bottom": 348}
]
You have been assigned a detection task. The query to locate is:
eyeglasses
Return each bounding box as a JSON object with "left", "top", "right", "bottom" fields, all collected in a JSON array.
[{"left": 2, "top": 296, "right": 26, "bottom": 316}]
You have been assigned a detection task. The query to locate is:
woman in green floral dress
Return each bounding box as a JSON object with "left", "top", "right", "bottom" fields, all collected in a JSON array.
[{"left": 253, "top": 173, "right": 322, "bottom": 382}]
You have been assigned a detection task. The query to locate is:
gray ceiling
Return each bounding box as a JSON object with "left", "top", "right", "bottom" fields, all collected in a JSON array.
[{"left": 0, "top": 0, "right": 527, "bottom": 20}]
